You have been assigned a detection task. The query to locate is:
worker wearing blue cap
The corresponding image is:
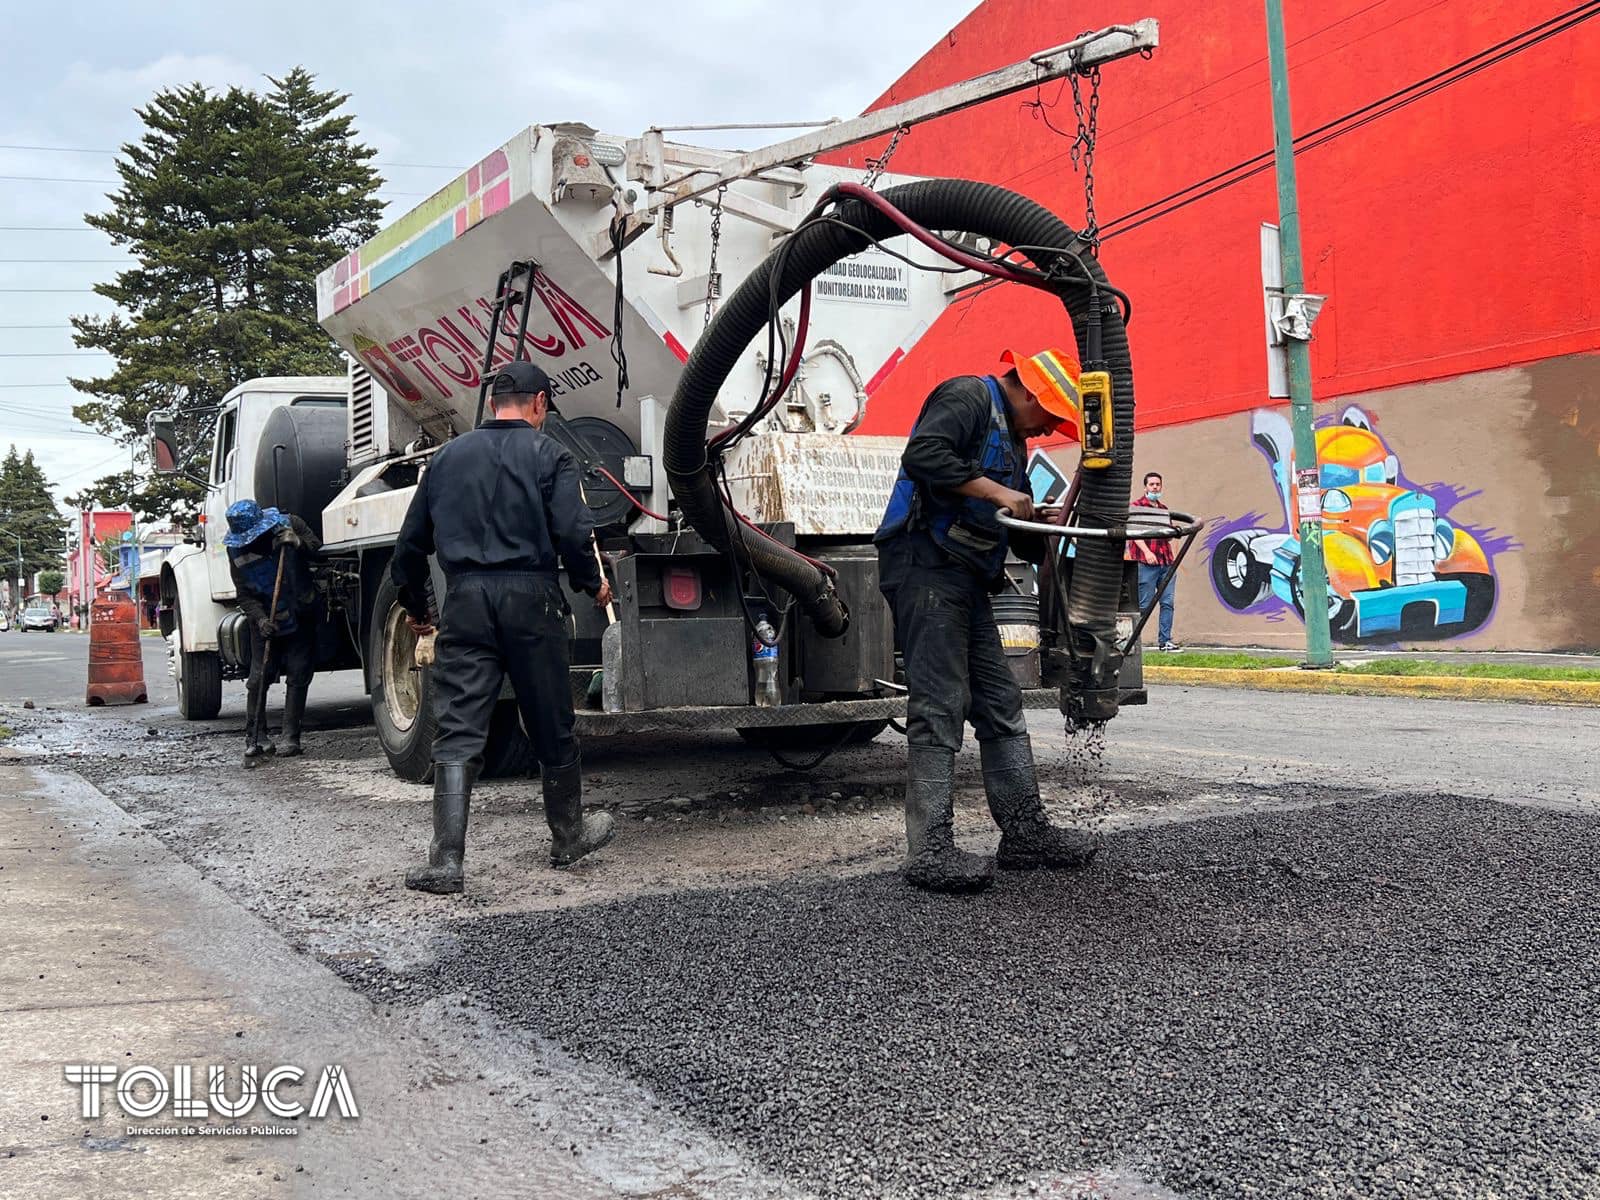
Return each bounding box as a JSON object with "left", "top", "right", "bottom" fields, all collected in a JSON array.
[{"left": 223, "top": 499, "right": 322, "bottom": 761}]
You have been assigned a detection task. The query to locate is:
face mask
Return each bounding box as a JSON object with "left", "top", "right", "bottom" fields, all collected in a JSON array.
[{"left": 1146, "top": 488, "right": 1162, "bottom": 500}]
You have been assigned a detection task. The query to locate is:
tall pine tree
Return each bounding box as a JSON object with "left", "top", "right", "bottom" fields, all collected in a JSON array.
[
  {"left": 69, "top": 68, "right": 383, "bottom": 521},
  {"left": 0, "top": 446, "right": 68, "bottom": 605}
]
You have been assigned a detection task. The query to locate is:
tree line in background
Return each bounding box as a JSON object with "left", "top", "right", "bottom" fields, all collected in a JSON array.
[
  {"left": 0, "top": 446, "right": 68, "bottom": 605},
  {"left": 67, "top": 67, "right": 384, "bottom": 523}
]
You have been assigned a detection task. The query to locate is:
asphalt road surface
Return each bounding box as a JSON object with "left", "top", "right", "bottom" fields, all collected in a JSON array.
[{"left": 3, "top": 638, "right": 1597, "bottom": 1199}]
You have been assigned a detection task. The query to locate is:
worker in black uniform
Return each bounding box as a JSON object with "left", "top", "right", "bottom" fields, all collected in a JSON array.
[
  {"left": 875, "top": 348, "right": 1098, "bottom": 894},
  {"left": 391, "top": 360, "right": 616, "bottom": 895},
  {"left": 223, "top": 499, "right": 321, "bottom": 760}
]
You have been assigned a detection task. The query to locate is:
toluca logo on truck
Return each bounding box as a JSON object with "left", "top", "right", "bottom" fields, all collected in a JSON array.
[{"left": 353, "top": 269, "right": 612, "bottom": 406}]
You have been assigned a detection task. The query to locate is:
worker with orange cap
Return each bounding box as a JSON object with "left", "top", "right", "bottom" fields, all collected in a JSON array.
[{"left": 874, "top": 349, "right": 1098, "bottom": 894}]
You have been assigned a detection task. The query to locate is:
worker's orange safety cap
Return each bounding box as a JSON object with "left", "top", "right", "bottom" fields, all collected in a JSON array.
[{"left": 1001, "top": 347, "right": 1083, "bottom": 440}]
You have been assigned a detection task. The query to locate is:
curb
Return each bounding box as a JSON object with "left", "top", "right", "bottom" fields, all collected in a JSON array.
[{"left": 1142, "top": 666, "right": 1600, "bottom": 706}]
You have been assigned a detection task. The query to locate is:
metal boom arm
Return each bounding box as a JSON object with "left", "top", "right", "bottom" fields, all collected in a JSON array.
[{"left": 649, "top": 19, "right": 1159, "bottom": 209}]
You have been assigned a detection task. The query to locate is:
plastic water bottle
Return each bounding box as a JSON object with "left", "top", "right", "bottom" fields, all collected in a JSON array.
[{"left": 753, "top": 617, "right": 781, "bottom": 708}]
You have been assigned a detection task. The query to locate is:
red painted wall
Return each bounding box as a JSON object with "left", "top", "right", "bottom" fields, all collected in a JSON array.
[{"left": 834, "top": 0, "right": 1600, "bottom": 437}]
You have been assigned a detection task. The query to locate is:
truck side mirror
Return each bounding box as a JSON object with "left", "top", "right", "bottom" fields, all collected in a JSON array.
[{"left": 147, "top": 411, "right": 181, "bottom": 473}]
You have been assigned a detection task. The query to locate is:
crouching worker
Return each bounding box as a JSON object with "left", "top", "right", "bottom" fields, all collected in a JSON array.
[
  {"left": 223, "top": 500, "right": 321, "bottom": 760},
  {"left": 875, "top": 348, "right": 1098, "bottom": 894},
  {"left": 391, "top": 361, "right": 617, "bottom": 896}
]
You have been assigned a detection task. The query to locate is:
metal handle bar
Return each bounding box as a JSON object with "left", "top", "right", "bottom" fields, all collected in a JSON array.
[{"left": 996, "top": 509, "right": 1203, "bottom": 540}]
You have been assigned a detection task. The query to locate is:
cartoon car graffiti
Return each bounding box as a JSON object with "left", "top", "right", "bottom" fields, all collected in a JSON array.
[{"left": 1210, "top": 406, "right": 1497, "bottom": 640}]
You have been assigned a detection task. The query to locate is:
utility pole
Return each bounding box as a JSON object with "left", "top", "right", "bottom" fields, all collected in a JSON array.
[{"left": 1264, "top": 0, "right": 1333, "bottom": 668}]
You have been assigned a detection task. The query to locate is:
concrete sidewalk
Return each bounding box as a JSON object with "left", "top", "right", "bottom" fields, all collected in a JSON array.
[{"left": 0, "top": 761, "right": 619, "bottom": 1200}]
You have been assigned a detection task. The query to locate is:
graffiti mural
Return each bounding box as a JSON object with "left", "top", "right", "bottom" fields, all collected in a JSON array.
[{"left": 1208, "top": 405, "right": 1514, "bottom": 641}]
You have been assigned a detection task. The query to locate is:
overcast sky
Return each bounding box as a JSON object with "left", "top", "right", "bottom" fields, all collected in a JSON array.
[{"left": 0, "top": 0, "right": 978, "bottom": 511}]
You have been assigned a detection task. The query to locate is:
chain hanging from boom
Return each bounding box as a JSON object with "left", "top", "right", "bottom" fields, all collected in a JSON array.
[
  {"left": 1067, "top": 57, "right": 1102, "bottom": 254},
  {"left": 703, "top": 186, "right": 726, "bottom": 330},
  {"left": 863, "top": 123, "right": 910, "bottom": 189}
]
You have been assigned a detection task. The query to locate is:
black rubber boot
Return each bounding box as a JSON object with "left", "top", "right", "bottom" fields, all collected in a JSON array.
[
  {"left": 404, "top": 763, "right": 472, "bottom": 894},
  {"left": 276, "top": 684, "right": 308, "bottom": 757},
  {"left": 982, "top": 734, "right": 1098, "bottom": 870},
  {"left": 243, "top": 685, "right": 268, "bottom": 767},
  {"left": 542, "top": 758, "right": 615, "bottom": 868},
  {"left": 903, "top": 744, "right": 994, "bottom": 894}
]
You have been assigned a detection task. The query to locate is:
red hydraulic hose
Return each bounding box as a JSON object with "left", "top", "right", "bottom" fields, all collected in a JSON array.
[
  {"left": 709, "top": 282, "right": 814, "bottom": 450},
  {"left": 821, "top": 183, "right": 1043, "bottom": 286},
  {"left": 593, "top": 465, "right": 670, "bottom": 522}
]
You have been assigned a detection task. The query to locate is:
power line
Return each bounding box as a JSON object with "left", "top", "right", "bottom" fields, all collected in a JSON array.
[
  {"left": 0, "top": 142, "right": 457, "bottom": 170},
  {"left": 1095, "top": 0, "right": 1600, "bottom": 243},
  {"left": 0, "top": 173, "right": 428, "bottom": 198},
  {"left": 0, "top": 289, "right": 100, "bottom": 293},
  {"left": 0, "top": 352, "right": 111, "bottom": 357},
  {"left": 0, "top": 174, "right": 116, "bottom": 184},
  {"left": 0, "top": 259, "right": 131, "bottom": 264}
]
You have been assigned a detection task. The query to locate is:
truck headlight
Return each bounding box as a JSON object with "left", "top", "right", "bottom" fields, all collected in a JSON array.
[
  {"left": 1369, "top": 519, "right": 1394, "bottom": 565},
  {"left": 1434, "top": 518, "right": 1456, "bottom": 560},
  {"left": 1323, "top": 489, "right": 1353, "bottom": 514}
]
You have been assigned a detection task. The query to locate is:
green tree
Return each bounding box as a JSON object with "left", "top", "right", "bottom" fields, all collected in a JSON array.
[
  {"left": 0, "top": 447, "right": 69, "bottom": 604},
  {"left": 37, "top": 570, "right": 64, "bottom": 600},
  {"left": 68, "top": 67, "right": 383, "bottom": 522}
]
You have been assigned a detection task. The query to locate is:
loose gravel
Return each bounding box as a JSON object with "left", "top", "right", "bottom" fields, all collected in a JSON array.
[{"left": 407, "top": 793, "right": 1600, "bottom": 1199}]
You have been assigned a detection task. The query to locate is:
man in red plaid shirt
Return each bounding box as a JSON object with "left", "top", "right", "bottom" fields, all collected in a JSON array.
[{"left": 1128, "top": 471, "right": 1180, "bottom": 650}]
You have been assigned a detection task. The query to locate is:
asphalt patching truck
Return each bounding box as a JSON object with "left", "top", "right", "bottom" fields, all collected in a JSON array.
[{"left": 150, "top": 20, "right": 1195, "bottom": 780}]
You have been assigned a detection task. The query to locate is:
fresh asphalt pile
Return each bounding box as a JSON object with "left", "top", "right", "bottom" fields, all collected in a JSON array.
[{"left": 404, "top": 793, "right": 1600, "bottom": 1199}]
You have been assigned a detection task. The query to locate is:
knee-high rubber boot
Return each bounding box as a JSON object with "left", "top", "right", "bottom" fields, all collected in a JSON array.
[
  {"left": 276, "top": 684, "right": 308, "bottom": 757},
  {"left": 405, "top": 763, "right": 472, "bottom": 894},
  {"left": 243, "top": 683, "right": 268, "bottom": 766},
  {"left": 982, "top": 734, "right": 1098, "bottom": 870},
  {"left": 903, "top": 744, "right": 994, "bottom": 894},
  {"left": 542, "top": 758, "right": 615, "bottom": 868}
]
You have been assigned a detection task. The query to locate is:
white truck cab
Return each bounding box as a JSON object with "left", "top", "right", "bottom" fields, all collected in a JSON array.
[
  {"left": 159, "top": 376, "right": 345, "bottom": 717},
  {"left": 200, "top": 377, "right": 345, "bottom": 601}
]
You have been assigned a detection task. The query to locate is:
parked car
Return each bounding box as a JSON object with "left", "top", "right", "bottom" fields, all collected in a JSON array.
[{"left": 20, "top": 603, "right": 59, "bottom": 632}]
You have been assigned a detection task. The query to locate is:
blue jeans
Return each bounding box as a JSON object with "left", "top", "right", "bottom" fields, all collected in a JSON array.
[{"left": 1137, "top": 563, "right": 1176, "bottom": 645}]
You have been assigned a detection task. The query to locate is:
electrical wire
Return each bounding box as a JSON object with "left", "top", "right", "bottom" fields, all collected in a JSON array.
[
  {"left": 607, "top": 216, "right": 630, "bottom": 409},
  {"left": 591, "top": 465, "right": 670, "bottom": 522}
]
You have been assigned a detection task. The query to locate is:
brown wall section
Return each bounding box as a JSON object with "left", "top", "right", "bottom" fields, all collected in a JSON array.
[{"left": 1076, "top": 353, "right": 1600, "bottom": 652}]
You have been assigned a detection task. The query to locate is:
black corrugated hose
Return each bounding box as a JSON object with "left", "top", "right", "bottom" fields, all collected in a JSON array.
[{"left": 664, "top": 178, "right": 1134, "bottom": 718}]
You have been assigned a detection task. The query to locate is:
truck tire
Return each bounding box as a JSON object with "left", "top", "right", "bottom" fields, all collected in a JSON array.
[
  {"left": 1210, "top": 532, "right": 1270, "bottom": 609},
  {"left": 1288, "top": 559, "right": 1356, "bottom": 639},
  {"left": 173, "top": 595, "right": 223, "bottom": 720},
  {"left": 369, "top": 573, "right": 437, "bottom": 783},
  {"left": 737, "top": 719, "right": 890, "bottom": 752}
]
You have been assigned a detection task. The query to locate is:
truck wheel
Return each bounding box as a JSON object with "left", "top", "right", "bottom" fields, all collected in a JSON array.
[
  {"left": 173, "top": 595, "right": 223, "bottom": 720},
  {"left": 483, "top": 702, "right": 537, "bottom": 778},
  {"left": 1211, "top": 533, "right": 1270, "bottom": 609},
  {"left": 370, "top": 573, "right": 437, "bottom": 783},
  {"left": 737, "top": 719, "right": 890, "bottom": 752},
  {"left": 1289, "top": 561, "right": 1356, "bottom": 639}
]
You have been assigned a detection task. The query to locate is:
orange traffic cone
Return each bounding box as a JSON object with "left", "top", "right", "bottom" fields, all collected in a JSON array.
[{"left": 86, "top": 595, "right": 148, "bottom": 706}]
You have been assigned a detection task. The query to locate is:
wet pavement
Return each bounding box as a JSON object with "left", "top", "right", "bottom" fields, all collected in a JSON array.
[{"left": 3, "top": 646, "right": 1598, "bottom": 1198}]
